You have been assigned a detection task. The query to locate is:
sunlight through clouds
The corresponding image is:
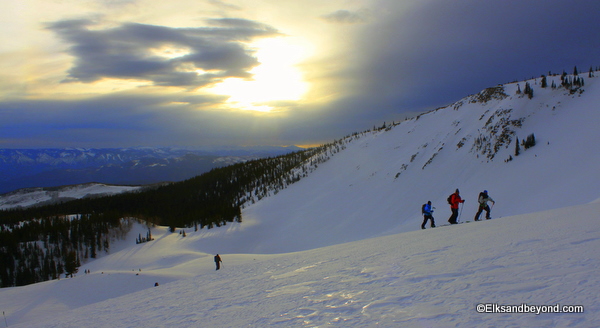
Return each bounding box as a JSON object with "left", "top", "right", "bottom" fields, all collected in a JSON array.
[
  {"left": 149, "top": 45, "right": 193, "bottom": 60},
  {"left": 3, "top": 0, "right": 600, "bottom": 148},
  {"left": 208, "top": 37, "right": 313, "bottom": 112}
]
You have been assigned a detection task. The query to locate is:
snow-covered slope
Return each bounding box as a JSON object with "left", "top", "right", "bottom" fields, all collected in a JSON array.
[
  {"left": 1, "top": 74, "right": 599, "bottom": 327},
  {"left": 1, "top": 201, "right": 599, "bottom": 327},
  {"left": 0, "top": 183, "right": 143, "bottom": 210},
  {"left": 185, "top": 75, "right": 600, "bottom": 254}
]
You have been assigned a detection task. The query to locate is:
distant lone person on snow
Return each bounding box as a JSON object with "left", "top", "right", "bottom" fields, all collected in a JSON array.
[
  {"left": 474, "top": 190, "right": 495, "bottom": 220},
  {"left": 448, "top": 189, "right": 465, "bottom": 224},
  {"left": 421, "top": 201, "right": 436, "bottom": 229},
  {"left": 214, "top": 254, "right": 222, "bottom": 270}
]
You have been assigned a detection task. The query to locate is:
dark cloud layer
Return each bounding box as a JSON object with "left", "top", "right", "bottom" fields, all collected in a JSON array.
[
  {"left": 321, "top": 9, "right": 370, "bottom": 24},
  {"left": 0, "top": 90, "right": 329, "bottom": 148},
  {"left": 46, "top": 18, "right": 280, "bottom": 87},
  {"left": 353, "top": 0, "right": 600, "bottom": 112}
]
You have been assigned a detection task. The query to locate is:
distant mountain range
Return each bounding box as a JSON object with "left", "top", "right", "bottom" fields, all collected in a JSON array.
[{"left": 0, "top": 146, "right": 303, "bottom": 194}]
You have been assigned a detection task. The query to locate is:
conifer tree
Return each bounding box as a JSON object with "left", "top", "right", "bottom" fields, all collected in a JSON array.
[
  {"left": 541, "top": 75, "right": 547, "bottom": 88},
  {"left": 64, "top": 251, "right": 79, "bottom": 278},
  {"left": 524, "top": 133, "right": 536, "bottom": 149},
  {"left": 524, "top": 82, "right": 534, "bottom": 99}
]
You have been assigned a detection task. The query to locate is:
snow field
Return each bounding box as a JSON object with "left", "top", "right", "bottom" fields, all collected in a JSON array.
[
  {"left": 2, "top": 200, "right": 599, "bottom": 327},
  {"left": 0, "top": 183, "right": 142, "bottom": 210}
]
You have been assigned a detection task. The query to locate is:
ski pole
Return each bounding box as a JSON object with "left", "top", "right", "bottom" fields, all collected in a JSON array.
[{"left": 458, "top": 202, "right": 464, "bottom": 223}]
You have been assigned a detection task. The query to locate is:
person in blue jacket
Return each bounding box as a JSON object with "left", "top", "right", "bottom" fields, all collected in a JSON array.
[{"left": 421, "top": 201, "right": 436, "bottom": 229}]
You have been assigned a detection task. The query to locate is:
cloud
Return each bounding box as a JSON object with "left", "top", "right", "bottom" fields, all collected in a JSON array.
[
  {"left": 0, "top": 87, "right": 360, "bottom": 148},
  {"left": 208, "top": 0, "right": 242, "bottom": 11},
  {"left": 0, "top": 90, "right": 229, "bottom": 147},
  {"left": 46, "top": 18, "right": 280, "bottom": 88},
  {"left": 321, "top": 9, "right": 370, "bottom": 24}
]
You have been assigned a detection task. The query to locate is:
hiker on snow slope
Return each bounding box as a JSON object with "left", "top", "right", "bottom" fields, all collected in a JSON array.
[
  {"left": 474, "top": 190, "right": 495, "bottom": 221},
  {"left": 421, "top": 201, "right": 436, "bottom": 229},
  {"left": 448, "top": 189, "right": 465, "bottom": 224},
  {"left": 214, "top": 254, "right": 223, "bottom": 270}
]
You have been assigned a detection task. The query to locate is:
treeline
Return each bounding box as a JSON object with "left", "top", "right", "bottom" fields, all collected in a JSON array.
[
  {"left": 523, "top": 65, "right": 598, "bottom": 98},
  {"left": 0, "top": 213, "right": 126, "bottom": 287}
]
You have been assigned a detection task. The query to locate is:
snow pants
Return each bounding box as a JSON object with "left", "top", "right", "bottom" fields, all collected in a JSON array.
[
  {"left": 474, "top": 205, "right": 491, "bottom": 220},
  {"left": 448, "top": 208, "right": 459, "bottom": 224},
  {"left": 422, "top": 214, "right": 436, "bottom": 229}
]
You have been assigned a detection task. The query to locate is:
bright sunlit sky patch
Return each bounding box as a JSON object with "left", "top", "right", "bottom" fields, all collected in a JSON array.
[
  {"left": 208, "top": 37, "right": 312, "bottom": 112},
  {"left": 1, "top": 0, "right": 600, "bottom": 148}
]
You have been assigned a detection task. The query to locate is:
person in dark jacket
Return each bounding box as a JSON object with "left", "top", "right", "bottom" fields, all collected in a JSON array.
[
  {"left": 474, "top": 190, "right": 495, "bottom": 220},
  {"left": 448, "top": 189, "right": 465, "bottom": 224},
  {"left": 214, "top": 254, "right": 222, "bottom": 270},
  {"left": 421, "top": 201, "right": 436, "bottom": 229}
]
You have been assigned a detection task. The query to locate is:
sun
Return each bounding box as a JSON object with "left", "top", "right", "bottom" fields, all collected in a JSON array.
[{"left": 207, "top": 37, "right": 312, "bottom": 112}]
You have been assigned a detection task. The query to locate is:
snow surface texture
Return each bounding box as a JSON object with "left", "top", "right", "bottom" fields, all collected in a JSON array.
[
  {"left": 2, "top": 203, "right": 599, "bottom": 327},
  {"left": 1, "top": 75, "right": 599, "bottom": 327}
]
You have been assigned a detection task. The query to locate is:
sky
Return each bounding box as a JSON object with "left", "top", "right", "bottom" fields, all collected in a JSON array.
[{"left": 1, "top": 0, "right": 600, "bottom": 149}]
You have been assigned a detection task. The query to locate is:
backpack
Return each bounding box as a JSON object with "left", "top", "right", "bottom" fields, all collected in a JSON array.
[
  {"left": 447, "top": 194, "right": 453, "bottom": 204},
  {"left": 478, "top": 192, "right": 487, "bottom": 203},
  {"left": 422, "top": 204, "right": 427, "bottom": 213}
]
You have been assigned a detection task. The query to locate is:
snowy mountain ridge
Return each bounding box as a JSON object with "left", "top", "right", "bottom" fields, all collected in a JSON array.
[
  {"left": 0, "top": 146, "right": 303, "bottom": 166},
  {"left": 0, "top": 146, "right": 302, "bottom": 194},
  {"left": 1, "top": 72, "right": 599, "bottom": 327}
]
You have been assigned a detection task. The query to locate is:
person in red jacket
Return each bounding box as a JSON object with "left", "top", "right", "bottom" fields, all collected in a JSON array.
[{"left": 448, "top": 189, "right": 465, "bottom": 224}]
